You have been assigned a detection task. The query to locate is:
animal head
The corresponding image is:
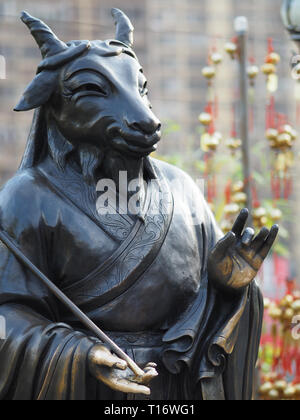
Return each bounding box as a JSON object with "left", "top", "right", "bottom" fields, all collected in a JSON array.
[{"left": 15, "top": 9, "right": 161, "bottom": 159}]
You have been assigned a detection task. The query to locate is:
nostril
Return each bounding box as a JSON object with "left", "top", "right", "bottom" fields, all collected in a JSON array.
[{"left": 127, "top": 120, "right": 161, "bottom": 135}]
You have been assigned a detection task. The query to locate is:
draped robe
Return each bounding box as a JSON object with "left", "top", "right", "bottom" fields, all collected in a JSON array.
[{"left": 0, "top": 150, "right": 263, "bottom": 400}]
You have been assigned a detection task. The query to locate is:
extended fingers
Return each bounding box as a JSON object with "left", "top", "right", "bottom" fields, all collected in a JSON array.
[
  {"left": 251, "top": 227, "right": 270, "bottom": 252},
  {"left": 258, "top": 225, "right": 279, "bottom": 259},
  {"left": 231, "top": 208, "right": 249, "bottom": 237},
  {"left": 95, "top": 365, "right": 151, "bottom": 395},
  {"left": 109, "top": 377, "right": 151, "bottom": 395}
]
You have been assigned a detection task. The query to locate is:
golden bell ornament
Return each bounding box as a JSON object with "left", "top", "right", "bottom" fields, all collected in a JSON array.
[
  {"left": 199, "top": 112, "right": 213, "bottom": 126},
  {"left": 294, "top": 383, "right": 300, "bottom": 396},
  {"left": 201, "top": 134, "right": 219, "bottom": 152},
  {"left": 277, "top": 133, "right": 292, "bottom": 148},
  {"left": 259, "top": 382, "right": 273, "bottom": 396},
  {"left": 266, "top": 128, "right": 278, "bottom": 141},
  {"left": 269, "top": 208, "right": 282, "bottom": 222},
  {"left": 247, "top": 65, "right": 259, "bottom": 79},
  {"left": 261, "top": 63, "right": 276, "bottom": 75},
  {"left": 291, "top": 299, "right": 300, "bottom": 312},
  {"left": 202, "top": 66, "right": 216, "bottom": 79},
  {"left": 283, "top": 386, "right": 296, "bottom": 399},
  {"left": 211, "top": 52, "right": 223, "bottom": 65},
  {"left": 267, "top": 52, "right": 281, "bottom": 65},
  {"left": 268, "top": 306, "right": 282, "bottom": 320},
  {"left": 232, "top": 192, "right": 247, "bottom": 205},
  {"left": 252, "top": 207, "right": 267, "bottom": 220},
  {"left": 225, "top": 42, "right": 237, "bottom": 59},
  {"left": 280, "top": 124, "right": 293, "bottom": 135},
  {"left": 220, "top": 219, "right": 232, "bottom": 234},
  {"left": 268, "top": 389, "right": 280, "bottom": 400},
  {"left": 225, "top": 138, "right": 242, "bottom": 151},
  {"left": 283, "top": 308, "right": 295, "bottom": 322},
  {"left": 281, "top": 124, "right": 297, "bottom": 141},
  {"left": 269, "top": 139, "right": 280, "bottom": 150},
  {"left": 232, "top": 181, "right": 244, "bottom": 193},
  {"left": 281, "top": 294, "right": 294, "bottom": 308},
  {"left": 274, "top": 380, "right": 287, "bottom": 392},
  {"left": 224, "top": 203, "right": 240, "bottom": 216}
]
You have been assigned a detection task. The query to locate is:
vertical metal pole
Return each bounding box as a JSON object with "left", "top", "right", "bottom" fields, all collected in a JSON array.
[{"left": 235, "top": 17, "right": 253, "bottom": 224}]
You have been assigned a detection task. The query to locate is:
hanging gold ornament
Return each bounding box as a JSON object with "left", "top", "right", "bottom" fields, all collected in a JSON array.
[
  {"left": 281, "top": 124, "right": 298, "bottom": 141},
  {"left": 252, "top": 207, "right": 268, "bottom": 228},
  {"left": 269, "top": 389, "right": 280, "bottom": 400},
  {"left": 220, "top": 220, "right": 232, "bottom": 233},
  {"left": 224, "top": 41, "right": 237, "bottom": 59},
  {"left": 232, "top": 181, "right": 244, "bottom": 193},
  {"left": 210, "top": 52, "right": 223, "bottom": 65},
  {"left": 267, "top": 52, "right": 281, "bottom": 65},
  {"left": 268, "top": 305, "right": 283, "bottom": 320},
  {"left": 261, "top": 63, "right": 276, "bottom": 76},
  {"left": 199, "top": 112, "right": 213, "bottom": 126},
  {"left": 201, "top": 133, "right": 220, "bottom": 152},
  {"left": 225, "top": 137, "right": 242, "bottom": 152},
  {"left": 259, "top": 382, "right": 273, "bottom": 397},
  {"left": 269, "top": 208, "right": 282, "bottom": 223},
  {"left": 283, "top": 386, "right": 296, "bottom": 400},
  {"left": 292, "top": 299, "right": 300, "bottom": 312},
  {"left": 266, "top": 128, "right": 278, "bottom": 141},
  {"left": 277, "top": 132, "right": 293, "bottom": 149},
  {"left": 247, "top": 65, "right": 259, "bottom": 81},
  {"left": 224, "top": 203, "right": 240, "bottom": 216},
  {"left": 232, "top": 192, "right": 247, "bottom": 205},
  {"left": 274, "top": 380, "right": 288, "bottom": 393},
  {"left": 202, "top": 66, "right": 216, "bottom": 80}
]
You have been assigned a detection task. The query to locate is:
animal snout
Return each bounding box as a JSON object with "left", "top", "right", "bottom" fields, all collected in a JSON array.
[{"left": 125, "top": 116, "right": 161, "bottom": 136}]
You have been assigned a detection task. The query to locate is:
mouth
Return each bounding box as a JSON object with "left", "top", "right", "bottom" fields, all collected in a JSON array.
[{"left": 110, "top": 130, "right": 161, "bottom": 157}]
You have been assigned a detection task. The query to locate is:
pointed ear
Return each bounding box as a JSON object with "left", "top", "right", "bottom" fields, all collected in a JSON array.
[{"left": 14, "top": 70, "right": 57, "bottom": 111}]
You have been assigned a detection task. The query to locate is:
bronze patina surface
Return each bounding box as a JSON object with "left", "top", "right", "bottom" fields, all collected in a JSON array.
[{"left": 0, "top": 9, "right": 278, "bottom": 400}]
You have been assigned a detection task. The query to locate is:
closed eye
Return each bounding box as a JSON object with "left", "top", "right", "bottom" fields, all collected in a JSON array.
[{"left": 73, "top": 83, "right": 107, "bottom": 96}]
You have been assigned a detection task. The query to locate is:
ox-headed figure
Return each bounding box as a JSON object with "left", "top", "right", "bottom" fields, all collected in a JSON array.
[{"left": 0, "top": 9, "right": 278, "bottom": 400}]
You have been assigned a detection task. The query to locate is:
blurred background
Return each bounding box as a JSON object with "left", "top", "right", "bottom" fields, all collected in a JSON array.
[{"left": 1, "top": 0, "right": 300, "bottom": 399}]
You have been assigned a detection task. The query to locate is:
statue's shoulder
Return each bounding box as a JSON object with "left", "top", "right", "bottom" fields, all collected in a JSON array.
[
  {"left": 0, "top": 167, "right": 47, "bottom": 225},
  {"left": 150, "top": 157, "right": 202, "bottom": 198}
]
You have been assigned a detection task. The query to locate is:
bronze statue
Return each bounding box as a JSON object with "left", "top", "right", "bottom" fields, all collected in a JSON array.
[{"left": 0, "top": 9, "right": 278, "bottom": 400}]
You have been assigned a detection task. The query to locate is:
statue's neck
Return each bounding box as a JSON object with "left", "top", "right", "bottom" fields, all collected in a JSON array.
[
  {"left": 99, "top": 149, "right": 146, "bottom": 205},
  {"left": 46, "top": 118, "right": 147, "bottom": 210}
]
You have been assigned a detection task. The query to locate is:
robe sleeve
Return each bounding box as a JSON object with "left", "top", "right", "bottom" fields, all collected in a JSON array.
[
  {"left": 162, "top": 174, "right": 263, "bottom": 400},
  {"left": 0, "top": 177, "right": 98, "bottom": 400}
]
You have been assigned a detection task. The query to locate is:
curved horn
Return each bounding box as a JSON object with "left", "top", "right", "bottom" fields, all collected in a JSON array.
[
  {"left": 21, "top": 11, "right": 67, "bottom": 58},
  {"left": 111, "top": 8, "right": 134, "bottom": 48}
]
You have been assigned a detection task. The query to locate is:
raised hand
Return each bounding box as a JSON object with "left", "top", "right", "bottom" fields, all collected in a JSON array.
[
  {"left": 88, "top": 344, "right": 158, "bottom": 395},
  {"left": 208, "top": 208, "right": 279, "bottom": 294}
]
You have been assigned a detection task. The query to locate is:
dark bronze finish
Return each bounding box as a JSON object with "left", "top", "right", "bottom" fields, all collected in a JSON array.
[{"left": 0, "top": 8, "right": 278, "bottom": 400}]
